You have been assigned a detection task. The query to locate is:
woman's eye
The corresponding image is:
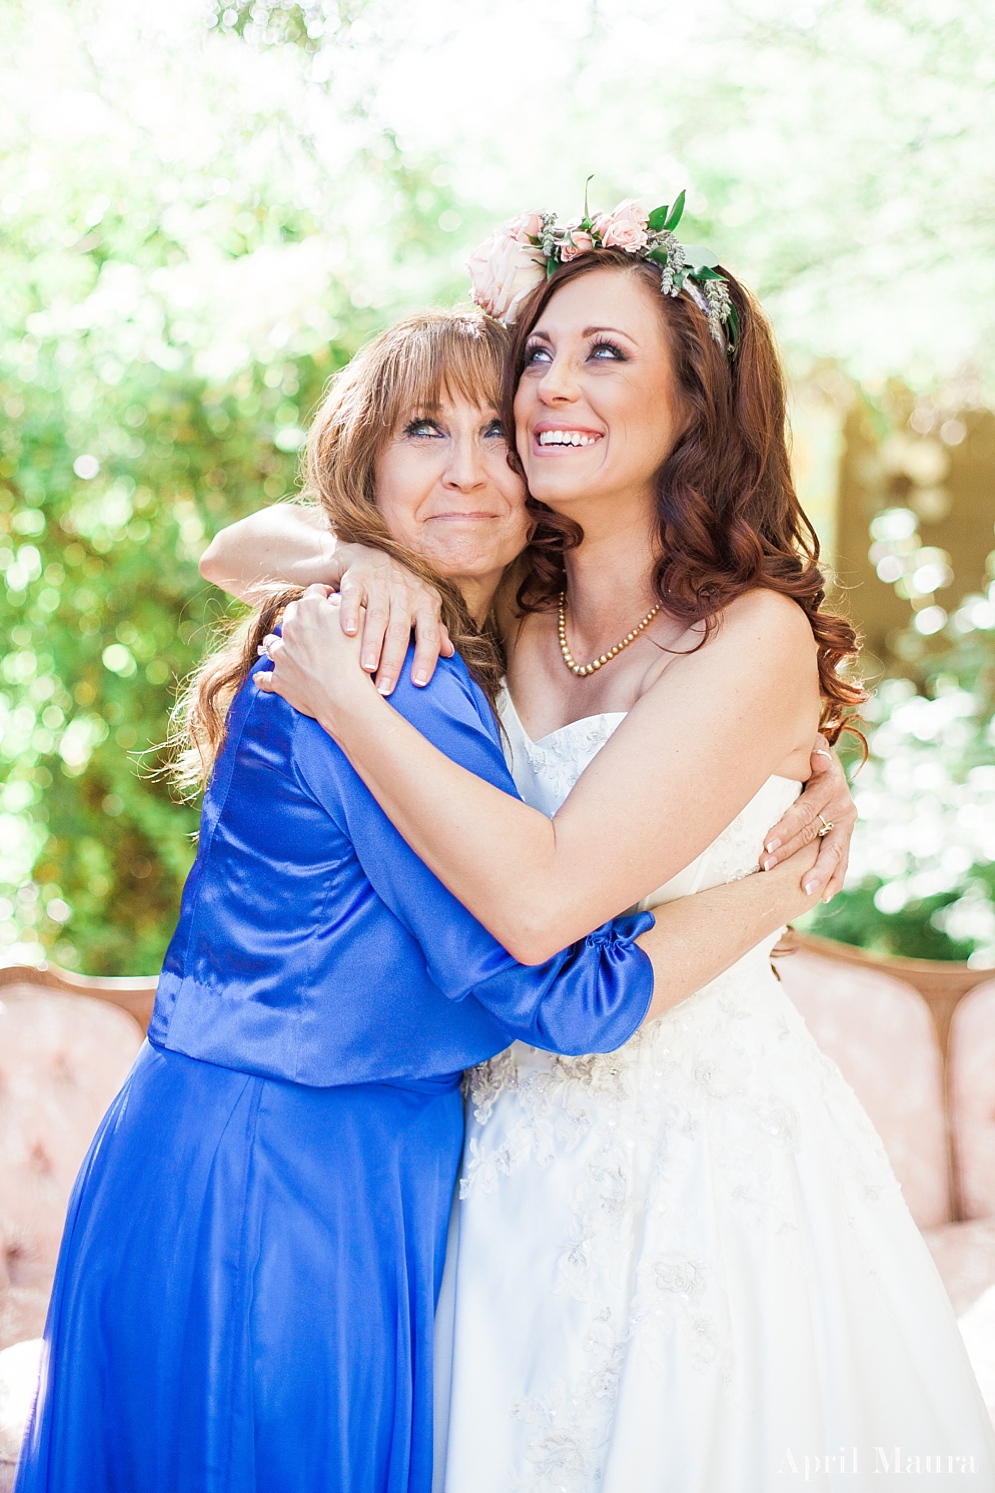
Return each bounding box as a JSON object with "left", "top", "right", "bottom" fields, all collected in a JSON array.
[
  {"left": 483, "top": 419, "right": 505, "bottom": 439},
  {"left": 523, "top": 342, "right": 552, "bottom": 366},
  {"left": 589, "top": 340, "right": 626, "bottom": 362},
  {"left": 404, "top": 419, "right": 443, "bottom": 438}
]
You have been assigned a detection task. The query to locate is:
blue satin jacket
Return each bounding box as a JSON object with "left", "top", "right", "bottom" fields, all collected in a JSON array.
[{"left": 149, "top": 649, "right": 654, "bottom": 1087}]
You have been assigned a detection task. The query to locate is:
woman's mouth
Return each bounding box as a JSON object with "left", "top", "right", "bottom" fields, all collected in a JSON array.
[{"left": 534, "top": 427, "right": 603, "bottom": 450}]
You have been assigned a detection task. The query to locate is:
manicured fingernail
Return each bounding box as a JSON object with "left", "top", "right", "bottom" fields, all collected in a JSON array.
[
  {"left": 362, "top": 657, "right": 377, "bottom": 671},
  {"left": 762, "top": 856, "right": 776, "bottom": 871},
  {"left": 343, "top": 622, "right": 358, "bottom": 635},
  {"left": 413, "top": 672, "right": 428, "bottom": 687},
  {"left": 765, "top": 838, "right": 781, "bottom": 853},
  {"left": 377, "top": 679, "right": 393, "bottom": 695},
  {"left": 814, "top": 749, "right": 832, "bottom": 759},
  {"left": 804, "top": 878, "right": 820, "bottom": 895}
]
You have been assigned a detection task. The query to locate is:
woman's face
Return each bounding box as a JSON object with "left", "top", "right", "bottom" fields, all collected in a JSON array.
[
  {"left": 376, "top": 394, "right": 528, "bottom": 593},
  {"left": 513, "top": 266, "right": 684, "bottom": 521}
]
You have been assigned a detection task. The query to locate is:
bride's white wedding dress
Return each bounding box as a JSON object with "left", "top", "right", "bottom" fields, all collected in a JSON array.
[{"left": 434, "top": 694, "right": 995, "bottom": 1492}]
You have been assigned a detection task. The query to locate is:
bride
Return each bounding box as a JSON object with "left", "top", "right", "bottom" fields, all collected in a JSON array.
[{"left": 218, "top": 200, "right": 995, "bottom": 1488}]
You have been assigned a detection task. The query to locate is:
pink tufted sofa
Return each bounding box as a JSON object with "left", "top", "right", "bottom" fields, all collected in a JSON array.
[
  {"left": 0, "top": 964, "right": 154, "bottom": 1486},
  {"left": 1, "top": 939, "right": 995, "bottom": 1480}
]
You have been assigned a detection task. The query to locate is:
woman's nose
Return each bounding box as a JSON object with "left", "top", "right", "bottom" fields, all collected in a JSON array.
[{"left": 443, "top": 438, "right": 486, "bottom": 490}]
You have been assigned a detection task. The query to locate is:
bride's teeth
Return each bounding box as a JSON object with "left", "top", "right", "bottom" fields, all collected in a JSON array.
[{"left": 538, "top": 431, "right": 596, "bottom": 447}]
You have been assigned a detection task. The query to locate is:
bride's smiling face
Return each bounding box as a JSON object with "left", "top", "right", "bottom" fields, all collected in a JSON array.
[
  {"left": 513, "top": 266, "right": 685, "bottom": 519},
  {"left": 376, "top": 394, "right": 528, "bottom": 585}
]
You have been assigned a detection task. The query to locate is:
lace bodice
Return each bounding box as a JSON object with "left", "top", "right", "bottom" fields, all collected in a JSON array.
[{"left": 497, "top": 688, "right": 800, "bottom": 910}]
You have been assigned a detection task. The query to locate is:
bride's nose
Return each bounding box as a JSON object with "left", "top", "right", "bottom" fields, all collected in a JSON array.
[{"left": 536, "top": 352, "right": 580, "bottom": 406}]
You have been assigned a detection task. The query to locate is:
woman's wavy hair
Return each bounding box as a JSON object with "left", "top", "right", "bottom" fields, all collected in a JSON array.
[
  {"left": 504, "top": 249, "right": 865, "bottom": 739},
  {"left": 168, "top": 310, "right": 510, "bottom": 796}
]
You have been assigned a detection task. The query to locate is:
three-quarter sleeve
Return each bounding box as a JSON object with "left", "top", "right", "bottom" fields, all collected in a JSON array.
[{"left": 291, "top": 653, "right": 655, "bottom": 1056}]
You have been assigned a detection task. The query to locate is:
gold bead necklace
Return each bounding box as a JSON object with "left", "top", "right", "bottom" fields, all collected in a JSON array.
[{"left": 557, "top": 591, "right": 662, "bottom": 677}]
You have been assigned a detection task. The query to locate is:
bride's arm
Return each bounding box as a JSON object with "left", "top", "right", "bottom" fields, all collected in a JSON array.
[
  {"left": 260, "top": 588, "right": 827, "bottom": 963},
  {"left": 199, "top": 503, "right": 336, "bottom": 600},
  {"left": 199, "top": 503, "right": 452, "bottom": 692}
]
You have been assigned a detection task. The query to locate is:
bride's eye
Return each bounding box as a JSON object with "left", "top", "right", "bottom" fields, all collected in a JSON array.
[
  {"left": 483, "top": 419, "right": 505, "bottom": 440},
  {"left": 523, "top": 341, "right": 553, "bottom": 367},
  {"left": 589, "top": 338, "right": 627, "bottom": 363},
  {"left": 403, "top": 417, "right": 444, "bottom": 438}
]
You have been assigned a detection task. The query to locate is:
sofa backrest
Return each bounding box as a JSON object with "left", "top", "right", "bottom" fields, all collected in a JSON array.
[
  {"left": 0, "top": 973, "right": 147, "bottom": 1351},
  {"left": 948, "top": 980, "right": 995, "bottom": 1222}
]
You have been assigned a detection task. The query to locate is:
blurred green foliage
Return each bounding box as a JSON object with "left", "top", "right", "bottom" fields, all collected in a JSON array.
[{"left": 803, "top": 628, "right": 995, "bottom": 963}]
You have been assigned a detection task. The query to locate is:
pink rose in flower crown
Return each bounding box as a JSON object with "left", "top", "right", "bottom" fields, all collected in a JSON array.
[
  {"left": 560, "top": 226, "right": 595, "bottom": 262},
  {"left": 504, "top": 210, "right": 543, "bottom": 244},
  {"left": 592, "top": 199, "right": 649, "bottom": 252},
  {"left": 467, "top": 212, "right": 545, "bottom": 323}
]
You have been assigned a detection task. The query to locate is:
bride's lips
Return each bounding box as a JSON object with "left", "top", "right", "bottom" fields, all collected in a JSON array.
[{"left": 531, "top": 421, "right": 604, "bottom": 455}]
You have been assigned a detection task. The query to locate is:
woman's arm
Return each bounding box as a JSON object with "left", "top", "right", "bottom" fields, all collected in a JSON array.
[
  {"left": 636, "top": 839, "right": 825, "bottom": 1023},
  {"left": 259, "top": 588, "right": 832, "bottom": 963},
  {"left": 199, "top": 504, "right": 452, "bottom": 691}
]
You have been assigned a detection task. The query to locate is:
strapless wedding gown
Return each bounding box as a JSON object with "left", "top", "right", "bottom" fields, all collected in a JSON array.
[{"left": 434, "top": 694, "right": 995, "bottom": 1492}]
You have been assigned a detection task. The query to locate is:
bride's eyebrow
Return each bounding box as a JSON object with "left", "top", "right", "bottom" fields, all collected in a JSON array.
[{"left": 582, "top": 324, "right": 636, "bottom": 341}]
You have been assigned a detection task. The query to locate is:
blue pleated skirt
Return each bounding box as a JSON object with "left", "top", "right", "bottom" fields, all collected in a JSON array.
[{"left": 15, "top": 1040, "right": 464, "bottom": 1493}]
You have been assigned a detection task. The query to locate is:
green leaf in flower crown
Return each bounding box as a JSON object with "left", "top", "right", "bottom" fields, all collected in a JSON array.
[
  {"left": 546, "top": 257, "right": 558, "bottom": 280},
  {"left": 647, "top": 204, "right": 671, "bottom": 232},
  {"left": 727, "top": 303, "right": 740, "bottom": 350},
  {"left": 663, "top": 190, "right": 686, "bottom": 231},
  {"left": 683, "top": 247, "right": 720, "bottom": 270},
  {"left": 647, "top": 247, "right": 670, "bottom": 265}
]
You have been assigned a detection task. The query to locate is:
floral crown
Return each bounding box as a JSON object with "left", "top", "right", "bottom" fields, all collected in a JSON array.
[{"left": 467, "top": 188, "right": 738, "bottom": 355}]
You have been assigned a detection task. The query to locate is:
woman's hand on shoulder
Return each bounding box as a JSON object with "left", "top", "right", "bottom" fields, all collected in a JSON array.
[{"left": 255, "top": 587, "right": 379, "bottom": 734}]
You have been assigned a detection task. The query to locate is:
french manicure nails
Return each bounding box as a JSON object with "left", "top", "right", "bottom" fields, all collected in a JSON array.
[
  {"left": 765, "top": 838, "right": 781, "bottom": 853},
  {"left": 762, "top": 857, "right": 776, "bottom": 871},
  {"left": 413, "top": 673, "right": 428, "bottom": 687},
  {"left": 804, "top": 879, "right": 819, "bottom": 895},
  {"left": 377, "top": 680, "right": 393, "bottom": 695}
]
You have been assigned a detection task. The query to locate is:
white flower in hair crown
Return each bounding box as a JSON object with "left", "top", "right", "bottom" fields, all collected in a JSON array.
[{"left": 467, "top": 188, "right": 738, "bottom": 354}]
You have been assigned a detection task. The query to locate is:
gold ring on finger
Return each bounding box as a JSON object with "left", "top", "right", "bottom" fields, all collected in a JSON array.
[{"left": 817, "top": 814, "right": 834, "bottom": 838}]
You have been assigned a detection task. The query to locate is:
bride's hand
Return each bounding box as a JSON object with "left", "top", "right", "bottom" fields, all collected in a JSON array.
[
  {"left": 327, "top": 544, "right": 454, "bottom": 696},
  {"left": 759, "top": 735, "right": 856, "bottom": 902},
  {"left": 254, "top": 586, "right": 377, "bottom": 729}
]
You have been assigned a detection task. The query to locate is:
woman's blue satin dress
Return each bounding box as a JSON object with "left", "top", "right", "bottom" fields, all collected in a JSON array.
[{"left": 16, "top": 649, "right": 653, "bottom": 1493}]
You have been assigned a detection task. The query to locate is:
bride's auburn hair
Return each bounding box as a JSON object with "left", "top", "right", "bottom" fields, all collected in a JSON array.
[
  {"left": 505, "top": 250, "right": 865, "bottom": 739},
  {"left": 168, "top": 310, "right": 508, "bottom": 795}
]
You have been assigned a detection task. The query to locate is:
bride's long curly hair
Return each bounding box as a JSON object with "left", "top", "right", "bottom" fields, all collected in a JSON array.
[
  {"left": 505, "top": 250, "right": 865, "bottom": 740},
  {"left": 168, "top": 311, "right": 509, "bottom": 796}
]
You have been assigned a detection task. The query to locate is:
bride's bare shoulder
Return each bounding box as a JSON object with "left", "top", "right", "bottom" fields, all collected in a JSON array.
[{"left": 707, "top": 588, "right": 817, "bottom": 661}]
